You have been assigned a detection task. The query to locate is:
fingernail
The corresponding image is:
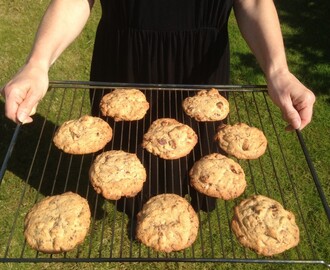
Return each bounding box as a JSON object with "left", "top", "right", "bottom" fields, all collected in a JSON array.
[
  {"left": 292, "top": 119, "right": 301, "bottom": 130},
  {"left": 17, "top": 112, "right": 27, "bottom": 124}
]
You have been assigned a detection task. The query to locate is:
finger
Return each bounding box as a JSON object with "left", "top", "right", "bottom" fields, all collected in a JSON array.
[
  {"left": 16, "top": 104, "right": 38, "bottom": 125},
  {"left": 16, "top": 95, "right": 40, "bottom": 124},
  {"left": 5, "top": 99, "right": 20, "bottom": 123},
  {"left": 298, "top": 104, "right": 314, "bottom": 130},
  {"left": 3, "top": 87, "right": 23, "bottom": 123},
  {"left": 282, "top": 103, "right": 301, "bottom": 131},
  {"left": 294, "top": 91, "right": 315, "bottom": 130},
  {"left": 29, "top": 104, "right": 37, "bottom": 116}
]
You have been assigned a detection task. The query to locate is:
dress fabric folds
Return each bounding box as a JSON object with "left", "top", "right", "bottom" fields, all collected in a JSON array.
[{"left": 90, "top": 0, "right": 233, "bottom": 84}]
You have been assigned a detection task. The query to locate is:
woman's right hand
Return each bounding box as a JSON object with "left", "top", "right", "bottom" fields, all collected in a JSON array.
[
  {"left": 1, "top": 63, "right": 49, "bottom": 124},
  {"left": 1, "top": 0, "right": 94, "bottom": 124}
]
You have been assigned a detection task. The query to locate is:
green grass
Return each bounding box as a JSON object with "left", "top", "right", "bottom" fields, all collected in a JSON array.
[{"left": 0, "top": 1, "right": 329, "bottom": 270}]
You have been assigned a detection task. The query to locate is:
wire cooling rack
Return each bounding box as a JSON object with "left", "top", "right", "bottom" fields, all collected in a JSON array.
[{"left": 0, "top": 81, "right": 329, "bottom": 267}]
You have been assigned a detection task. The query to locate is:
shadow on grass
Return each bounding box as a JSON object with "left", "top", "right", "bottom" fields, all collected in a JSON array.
[
  {"left": 0, "top": 101, "right": 105, "bottom": 219},
  {"left": 0, "top": 93, "right": 219, "bottom": 231},
  {"left": 231, "top": 0, "right": 330, "bottom": 98},
  {"left": 276, "top": 0, "right": 330, "bottom": 96}
]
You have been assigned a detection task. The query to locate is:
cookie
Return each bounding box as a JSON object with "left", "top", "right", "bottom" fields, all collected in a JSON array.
[
  {"left": 53, "top": 115, "right": 112, "bottom": 154},
  {"left": 24, "top": 192, "right": 91, "bottom": 254},
  {"left": 100, "top": 88, "right": 149, "bottom": 121},
  {"left": 182, "top": 88, "right": 229, "bottom": 121},
  {"left": 189, "top": 153, "right": 246, "bottom": 200},
  {"left": 231, "top": 195, "right": 300, "bottom": 256},
  {"left": 89, "top": 150, "right": 147, "bottom": 200},
  {"left": 142, "top": 118, "right": 198, "bottom": 160},
  {"left": 214, "top": 123, "right": 267, "bottom": 159},
  {"left": 136, "top": 194, "right": 199, "bottom": 253}
]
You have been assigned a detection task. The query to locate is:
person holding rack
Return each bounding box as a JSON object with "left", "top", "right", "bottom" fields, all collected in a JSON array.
[{"left": 1, "top": 0, "right": 316, "bottom": 213}]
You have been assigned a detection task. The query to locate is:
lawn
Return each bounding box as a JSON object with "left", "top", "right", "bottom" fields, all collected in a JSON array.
[{"left": 0, "top": 1, "right": 329, "bottom": 270}]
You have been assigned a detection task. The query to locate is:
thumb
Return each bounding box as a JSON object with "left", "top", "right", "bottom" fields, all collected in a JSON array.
[
  {"left": 17, "top": 96, "right": 39, "bottom": 124},
  {"left": 282, "top": 103, "right": 301, "bottom": 131}
]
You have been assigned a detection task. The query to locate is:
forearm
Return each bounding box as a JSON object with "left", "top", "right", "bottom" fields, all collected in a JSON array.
[
  {"left": 233, "top": 0, "right": 288, "bottom": 79},
  {"left": 27, "top": 0, "right": 94, "bottom": 70},
  {"left": 233, "top": 0, "right": 315, "bottom": 131}
]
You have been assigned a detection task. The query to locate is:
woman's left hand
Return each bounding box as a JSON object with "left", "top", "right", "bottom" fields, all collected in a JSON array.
[{"left": 266, "top": 69, "right": 315, "bottom": 131}]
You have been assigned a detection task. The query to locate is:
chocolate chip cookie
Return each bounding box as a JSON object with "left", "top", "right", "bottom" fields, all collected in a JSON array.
[
  {"left": 89, "top": 150, "right": 147, "bottom": 200},
  {"left": 231, "top": 195, "right": 300, "bottom": 256},
  {"left": 53, "top": 115, "right": 112, "bottom": 154},
  {"left": 24, "top": 192, "right": 91, "bottom": 254},
  {"left": 100, "top": 88, "right": 149, "bottom": 121},
  {"left": 136, "top": 194, "right": 199, "bottom": 253},
  {"left": 214, "top": 123, "right": 267, "bottom": 159},
  {"left": 142, "top": 118, "right": 198, "bottom": 160},
  {"left": 189, "top": 153, "right": 246, "bottom": 200},
  {"left": 182, "top": 88, "right": 229, "bottom": 121}
]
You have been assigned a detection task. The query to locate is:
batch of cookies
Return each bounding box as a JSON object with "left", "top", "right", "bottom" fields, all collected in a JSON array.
[{"left": 24, "top": 88, "right": 300, "bottom": 257}]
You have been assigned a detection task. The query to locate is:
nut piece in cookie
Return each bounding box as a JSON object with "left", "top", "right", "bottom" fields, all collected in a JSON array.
[
  {"left": 53, "top": 115, "right": 112, "bottom": 155},
  {"left": 214, "top": 123, "right": 267, "bottom": 159},
  {"left": 136, "top": 194, "right": 199, "bottom": 253},
  {"left": 24, "top": 192, "right": 91, "bottom": 254},
  {"left": 182, "top": 88, "right": 229, "bottom": 121},
  {"left": 89, "top": 150, "right": 147, "bottom": 200},
  {"left": 100, "top": 88, "right": 149, "bottom": 121},
  {"left": 189, "top": 153, "right": 246, "bottom": 200},
  {"left": 142, "top": 118, "right": 198, "bottom": 160},
  {"left": 231, "top": 195, "right": 300, "bottom": 256}
]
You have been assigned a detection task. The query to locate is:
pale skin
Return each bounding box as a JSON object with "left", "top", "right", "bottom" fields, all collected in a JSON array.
[
  {"left": 1, "top": 0, "right": 315, "bottom": 130},
  {"left": 233, "top": 0, "right": 315, "bottom": 131}
]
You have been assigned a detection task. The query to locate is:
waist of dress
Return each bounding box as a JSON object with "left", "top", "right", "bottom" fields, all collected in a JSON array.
[
  {"left": 99, "top": 19, "right": 224, "bottom": 33},
  {"left": 99, "top": 26, "right": 227, "bottom": 37}
]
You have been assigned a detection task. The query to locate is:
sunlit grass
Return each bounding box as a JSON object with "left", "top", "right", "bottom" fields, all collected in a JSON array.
[{"left": 0, "top": 1, "right": 329, "bottom": 270}]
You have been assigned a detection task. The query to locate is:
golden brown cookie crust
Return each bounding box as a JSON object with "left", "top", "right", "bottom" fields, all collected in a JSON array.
[
  {"left": 24, "top": 192, "right": 91, "bottom": 254},
  {"left": 53, "top": 115, "right": 112, "bottom": 154},
  {"left": 142, "top": 118, "right": 198, "bottom": 160},
  {"left": 214, "top": 123, "right": 267, "bottom": 159},
  {"left": 100, "top": 88, "right": 149, "bottom": 121},
  {"left": 189, "top": 153, "right": 246, "bottom": 200},
  {"left": 182, "top": 88, "right": 229, "bottom": 121},
  {"left": 231, "top": 195, "right": 300, "bottom": 256},
  {"left": 89, "top": 150, "right": 147, "bottom": 200},
  {"left": 136, "top": 194, "right": 199, "bottom": 253}
]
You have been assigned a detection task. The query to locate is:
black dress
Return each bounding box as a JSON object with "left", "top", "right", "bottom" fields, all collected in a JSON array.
[
  {"left": 90, "top": 0, "right": 233, "bottom": 84},
  {"left": 89, "top": 0, "right": 234, "bottom": 215}
]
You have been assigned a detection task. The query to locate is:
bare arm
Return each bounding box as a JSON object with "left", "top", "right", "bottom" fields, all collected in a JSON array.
[
  {"left": 233, "top": 0, "right": 315, "bottom": 130},
  {"left": 2, "top": 0, "right": 94, "bottom": 124}
]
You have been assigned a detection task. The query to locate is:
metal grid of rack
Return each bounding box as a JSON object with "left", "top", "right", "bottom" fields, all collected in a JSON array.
[{"left": 0, "top": 82, "right": 329, "bottom": 267}]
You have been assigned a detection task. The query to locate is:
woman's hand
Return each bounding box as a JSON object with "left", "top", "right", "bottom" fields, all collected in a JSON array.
[
  {"left": 234, "top": 0, "right": 315, "bottom": 131},
  {"left": 1, "top": 63, "right": 49, "bottom": 124},
  {"left": 1, "top": 0, "right": 94, "bottom": 124},
  {"left": 266, "top": 69, "right": 315, "bottom": 131}
]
